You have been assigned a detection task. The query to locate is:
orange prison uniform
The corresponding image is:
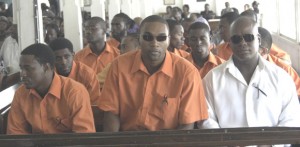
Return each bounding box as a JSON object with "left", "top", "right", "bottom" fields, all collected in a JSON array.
[
  {"left": 173, "top": 48, "right": 190, "bottom": 58},
  {"left": 185, "top": 52, "right": 225, "bottom": 78},
  {"left": 216, "top": 42, "right": 232, "bottom": 60},
  {"left": 107, "top": 37, "right": 120, "bottom": 49},
  {"left": 74, "top": 43, "right": 119, "bottom": 74},
  {"left": 98, "top": 50, "right": 208, "bottom": 131},
  {"left": 97, "top": 63, "right": 111, "bottom": 89},
  {"left": 67, "top": 61, "right": 101, "bottom": 105},
  {"left": 270, "top": 44, "right": 291, "bottom": 65},
  {"left": 267, "top": 54, "right": 300, "bottom": 96},
  {"left": 7, "top": 73, "right": 95, "bottom": 134}
]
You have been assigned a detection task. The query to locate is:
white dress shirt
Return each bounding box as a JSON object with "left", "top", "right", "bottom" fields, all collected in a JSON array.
[
  {"left": 0, "top": 36, "right": 20, "bottom": 74},
  {"left": 200, "top": 55, "right": 300, "bottom": 129}
]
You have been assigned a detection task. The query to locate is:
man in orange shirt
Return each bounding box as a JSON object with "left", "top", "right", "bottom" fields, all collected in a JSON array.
[
  {"left": 258, "top": 27, "right": 300, "bottom": 99},
  {"left": 181, "top": 18, "right": 195, "bottom": 53},
  {"left": 98, "top": 15, "right": 208, "bottom": 132},
  {"left": 7, "top": 43, "right": 95, "bottom": 134},
  {"left": 216, "top": 12, "right": 239, "bottom": 60},
  {"left": 166, "top": 19, "right": 189, "bottom": 58},
  {"left": 49, "top": 38, "right": 101, "bottom": 105},
  {"left": 241, "top": 9, "right": 292, "bottom": 65},
  {"left": 107, "top": 13, "right": 131, "bottom": 49},
  {"left": 97, "top": 33, "right": 139, "bottom": 89},
  {"left": 185, "top": 22, "right": 224, "bottom": 78},
  {"left": 74, "top": 17, "right": 119, "bottom": 74}
]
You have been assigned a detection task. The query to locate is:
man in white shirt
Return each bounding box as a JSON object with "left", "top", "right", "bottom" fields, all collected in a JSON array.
[
  {"left": 199, "top": 16, "right": 300, "bottom": 129},
  {"left": 0, "top": 24, "right": 20, "bottom": 74}
]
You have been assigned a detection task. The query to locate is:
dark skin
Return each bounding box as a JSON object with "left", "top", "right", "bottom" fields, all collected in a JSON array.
[
  {"left": 103, "top": 21, "right": 194, "bottom": 132},
  {"left": 85, "top": 19, "right": 106, "bottom": 56},
  {"left": 229, "top": 17, "right": 260, "bottom": 85},
  {"left": 19, "top": 55, "right": 54, "bottom": 98}
]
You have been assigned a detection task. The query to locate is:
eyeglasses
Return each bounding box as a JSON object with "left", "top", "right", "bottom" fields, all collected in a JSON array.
[
  {"left": 230, "top": 34, "right": 255, "bottom": 44},
  {"left": 142, "top": 34, "right": 168, "bottom": 42}
]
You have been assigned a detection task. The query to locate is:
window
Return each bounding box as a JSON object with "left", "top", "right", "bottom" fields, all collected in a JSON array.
[{"left": 278, "top": 0, "right": 296, "bottom": 40}]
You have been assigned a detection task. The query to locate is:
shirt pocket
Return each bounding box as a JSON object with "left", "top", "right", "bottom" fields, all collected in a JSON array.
[
  {"left": 149, "top": 93, "right": 180, "bottom": 128},
  {"left": 51, "top": 116, "right": 72, "bottom": 133}
]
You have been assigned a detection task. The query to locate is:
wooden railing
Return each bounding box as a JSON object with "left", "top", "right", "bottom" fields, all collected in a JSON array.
[{"left": 0, "top": 127, "right": 300, "bottom": 146}]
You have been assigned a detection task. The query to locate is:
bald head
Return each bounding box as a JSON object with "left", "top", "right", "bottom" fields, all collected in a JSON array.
[
  {"left": 230, "top": 16, "right": 258, "bottom": 37},
  {"left": 229, "top": 16, "right": 260, "bottom": 61},
  {"left": 140, "top": 15, "right": 169, "bottom": 31}
]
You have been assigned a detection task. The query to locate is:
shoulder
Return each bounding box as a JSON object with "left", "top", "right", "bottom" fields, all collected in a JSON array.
[
  {"left": 60, "top": 76, "right": 88, "bottom": 95},
  {"left": 170, "top": 52, "right": 198, "bottom": 74}
]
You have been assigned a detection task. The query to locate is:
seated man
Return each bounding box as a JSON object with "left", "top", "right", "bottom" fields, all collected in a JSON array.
[
  {"left": 7, "top": 43, "right": 95, "bottom": 134},
  {"left": 240, "top": 9, "right": 291, "bottom": 65},
  {"left": 200, "top": 17, "right": 300, "bottom": 129},
  {"left": 49, "top": 38, "right": 101, "bottom": 105},
  {"left": 185, "top": 22, "right": 224, "bottom": 79},
  {"left": 75, "top": 17, "right": 119, "bottom": 74},
  {"left": 97, "top": 33, "right": 139, "bottom": 89},
  {"left": 258, "top": 27, "right": 300, "bottom": 100},
  {"left": 200, "top": 4, "right": 215, "bottom": 21},
  {"left": 99, "top": 15, "right": 208, "bottom": 132},
  {"left": 166, "top": 19, "right": 189, "bottom": 58},
  {"left": 216, "top": 12, "right": 239, "bottom": 60}
]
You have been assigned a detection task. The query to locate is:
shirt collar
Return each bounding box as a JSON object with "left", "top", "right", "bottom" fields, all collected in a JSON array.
[
  {"left": 67, "top": 61, "right": 76, "bottom": 79},
  {"left": 29, "top": 72, "right": 62, "bottom": 99},
  {"left": 130, "top": 50, "right": 173, "bottom": 77}
]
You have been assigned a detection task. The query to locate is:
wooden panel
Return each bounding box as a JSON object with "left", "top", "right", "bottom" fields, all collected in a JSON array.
[{"left": 0, "top": 127, "right": 300, "bottom": 146}]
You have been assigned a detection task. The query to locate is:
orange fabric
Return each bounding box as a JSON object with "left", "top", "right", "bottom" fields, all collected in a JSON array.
[
  {"left": 98, "top": 50, "right": 208, "bottom": 131},
  {"left": 173, "top": 48, "right": 190, "bottom": 58},
  {"left": 7, "top": 73, "right": 95, "bottom": 134},
  {"left": 106, "top": 37, "right": 120, "bottom": 49},
  {"left": 267, "top": 54, "right": 300, "bottom": 96},
  {"left": 216, "top": 42, "right": 232, "bottom": 60},
  {"left": 185, "top": 52, "right": 225, "bottom": 78},
  {"left": 270, "top": 44, "right": 291, "bottom": 65},
  {"left": 67, "top": 61, "right": 101, "bottom": 105},
  {"left": 96, "top": 63, "right": 111, "bottom": 89},
  {"left": 74, "top": 43, "right": 119, "bottom": 73}
]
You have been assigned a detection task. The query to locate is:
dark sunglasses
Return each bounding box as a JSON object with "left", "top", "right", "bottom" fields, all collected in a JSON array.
[
  {"left": 142, "top": 34, "right": 168, "bottom": 42},
  {"left": 230, "top": 34, "right": 255, "bottom": 44}
]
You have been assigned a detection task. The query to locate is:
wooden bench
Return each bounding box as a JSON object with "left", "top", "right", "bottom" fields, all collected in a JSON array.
[
  {"left": 0, "top": 127, "right": 300, "bottom": 146},
  {"left": 0, "top": 83, "right": 19, "bottom": 134}
]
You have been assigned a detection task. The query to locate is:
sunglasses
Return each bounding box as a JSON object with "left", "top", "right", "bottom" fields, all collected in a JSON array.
[
  {"left": 230, "top": 34, "right": 255, "bottom": 44},
  {"left": 142, "top": 34, "right": 168, "bottom": 42}
]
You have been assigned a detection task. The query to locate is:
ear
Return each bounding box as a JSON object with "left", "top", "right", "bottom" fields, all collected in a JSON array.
[
  {"left": 257, "top": 33, "right": 261, "bottom": 45},
  {"left": 72, "top": 52, "right": 75, "bottom": 57},
  {"left": 42, "top": 63, "right": 52, "bottom": 72}
]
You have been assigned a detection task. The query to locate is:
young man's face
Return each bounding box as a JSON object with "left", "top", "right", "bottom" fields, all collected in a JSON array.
[
  {"left": 139, "top": 22, "right": 169, "bottom": 63},
  {"left": 53, "top": 48, "right": 74, "bottom": 77},
  {"left": 169, "top": 25, "right": 185, "bottom": 50},
  {"left": 189, "top": 28, "right": 210, "bottom": 59},
  {"left": 19, "top": 55, "right": 49, "bottom": 89}
]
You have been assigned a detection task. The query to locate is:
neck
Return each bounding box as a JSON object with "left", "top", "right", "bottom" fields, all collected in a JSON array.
[
  {"left": 142, "top": 54, "right": 165, "bottom": 75},
  {"left": 168, "top": 46, "right": 175, "bottom": 52},
  {"left": 233, "top": 54, "right": 259, "bottom": 84},
  {"left": 90, "top": 41, "right": 105, "bottom": 55},
  {"left": 35, "top": 72, "right": 54, "bottom": 98},
  {"left": 192, "top": 52, "right": 209, "bottom": 68}
]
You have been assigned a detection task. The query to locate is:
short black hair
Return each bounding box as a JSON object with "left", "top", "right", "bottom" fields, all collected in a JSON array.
[
  {"left": 183, "top": 4, "right": 189, "bottom": 11},
  {"left": 49, "top": 38, "right": 74, "bottom": 53},
  {"left": 88, "top": 16, "right": 106, "bottom": 30},
  {"left": 221, "top": 12, "right": 240, "bottom": 25},
  {"left": 113, "top": 13, "right": 135, "bottom": 29},
  {"left": 140, "top": 15, "right": 169, "bottom": 31},
  {"left": 240, "top": 9, "right": 257, "bottom": 22},
  {"left": 258, "top": 27, "right": 272, "bottom": 51},
  {"left": 188, "top": 22, "right": 210, "bottom": 34},
  {"left": 21, "top": 43, "right": 55, "bottom": 69},
  {"left": 166, "top": 19, "right": 181, "bottom": 34}
]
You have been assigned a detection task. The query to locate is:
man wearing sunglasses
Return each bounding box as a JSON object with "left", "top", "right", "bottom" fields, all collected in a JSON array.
[
  {"left": 200, "top": 17, "right": 300, "bottom": 129},
  {"left": 98, "top": 15, "right": 208, "bottom": 132}
]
